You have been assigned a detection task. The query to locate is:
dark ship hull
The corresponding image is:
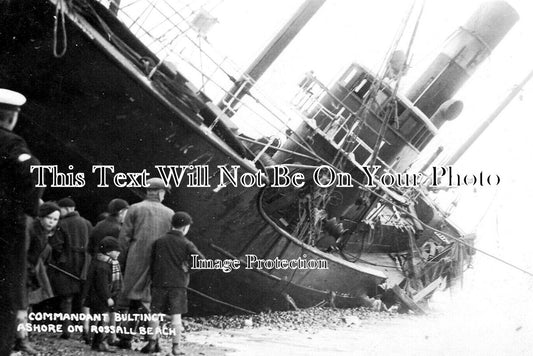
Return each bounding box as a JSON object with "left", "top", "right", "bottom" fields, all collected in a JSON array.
[{"left": 0, "top": 0, "right": 517, "bottom": 314}]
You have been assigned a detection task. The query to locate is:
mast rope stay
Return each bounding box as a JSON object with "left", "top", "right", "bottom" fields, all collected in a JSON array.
[
  {"left": 369, "top": 0, "right": 426, "bottom": 167},
  {"left": 330, "top": 0, "right": 417, "bottom": 169}
]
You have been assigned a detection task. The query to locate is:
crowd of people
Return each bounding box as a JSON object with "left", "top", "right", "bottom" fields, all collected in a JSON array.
[{"left": 0, "top": 89, "right": 204, "bottom": 355}]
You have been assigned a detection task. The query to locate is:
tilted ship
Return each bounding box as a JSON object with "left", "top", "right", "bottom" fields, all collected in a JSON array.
[{"left": 0, "top": 0, "right": 518, "bottom": 314}]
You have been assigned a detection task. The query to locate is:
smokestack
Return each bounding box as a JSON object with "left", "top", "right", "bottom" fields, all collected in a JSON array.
[{"left": 406, "top": 1, "right": 519, "bottom": 125}]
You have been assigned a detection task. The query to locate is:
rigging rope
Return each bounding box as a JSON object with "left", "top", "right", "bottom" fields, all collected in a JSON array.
[
  {"left": 329, "top": 2, "right": 417, "bottom": 170},
  {"left": 369, "top": 0, "right": 425, "bottom": 167},
  {"left": 187, "top": 287, "right": 256, "bottom": 314},
  {"left": 375, "top": 189, "right": 533, "bottom": 278},
  {"left": 82, "top": 0, "right": 326, "bottom": 165},
  {"left": 284, "top": 137, "right": 533, "bottom": 279}
]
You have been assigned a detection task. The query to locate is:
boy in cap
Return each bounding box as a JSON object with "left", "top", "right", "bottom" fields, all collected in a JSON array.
[
  {"left": 0, "top": 88, "right": 42, "bottom": 354},
  {"left": 141, "top": 212, "right": 204, "bottom": 355},
  {"left": 84, "top": 236, "right": 123, "bottom": 352}
]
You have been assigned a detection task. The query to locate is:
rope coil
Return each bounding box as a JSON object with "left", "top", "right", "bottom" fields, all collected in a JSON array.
[{"left": 53, "top": 0, "right": 68, "bottom": 58}]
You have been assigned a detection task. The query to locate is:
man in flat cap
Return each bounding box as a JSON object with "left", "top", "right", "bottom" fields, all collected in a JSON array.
[
  {"left": 117, "top": 178, "right": 173, "bottom": 349},
  {"left": 0, "top": 89, "right": 42, "bottom": 354}
]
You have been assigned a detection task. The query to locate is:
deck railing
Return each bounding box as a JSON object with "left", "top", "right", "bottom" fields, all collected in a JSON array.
[{"left": 95, "top": 0, "right": 304, "bottom": 144}]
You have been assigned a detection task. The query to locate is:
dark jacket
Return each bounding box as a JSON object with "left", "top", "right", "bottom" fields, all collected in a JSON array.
[
  {"left": 28, "top": 217, "right": 70, "bottom": 297},
  {"left": 0, "top": 127, "right": 42, "bottom": 311},
  {"left": 84, "top": 258, "right": 116, "bottom": 313},
  {"left": 59, "top": 211, "right": 92, "bottom": 280},
  {"left": 150, "top": 230, "right": 204, "bottom": 288},
  {"left": 88, "top": 215, "right": 121, "bottom": 256},
  {"left": 30, "top": 219, "right": 80, "bottom": 297},
  {"left": 0, "top": 127, "right": 42, "bottom": 219}
]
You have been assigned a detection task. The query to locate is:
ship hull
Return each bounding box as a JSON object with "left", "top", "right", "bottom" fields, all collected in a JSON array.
[{"left": 0, "top": 0, "right": 386, "bottom": 315}]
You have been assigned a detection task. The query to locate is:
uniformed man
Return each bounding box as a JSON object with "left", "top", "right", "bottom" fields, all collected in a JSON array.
[{"left": 0, "top": 89, "right": 42, "bottom": 354}]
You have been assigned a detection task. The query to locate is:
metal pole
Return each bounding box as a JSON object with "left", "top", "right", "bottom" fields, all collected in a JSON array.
[
  {"left": 446, "top": 68, "right": 533, "bottom": 165},
  {"left": 218, "top": 0, "right": 327, "bottom": 117}
]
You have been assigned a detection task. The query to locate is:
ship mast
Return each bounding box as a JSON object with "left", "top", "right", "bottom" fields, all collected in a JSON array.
[{"left": 218, "top": 0, "right": 326, "bottom": 118}]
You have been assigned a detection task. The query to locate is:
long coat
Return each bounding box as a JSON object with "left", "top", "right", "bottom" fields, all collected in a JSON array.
[
  {"left": 118, "top": 197, "right": 173, "bottom": 302},
  {"left": 0, "top": 127, "right": 42, "bottom": 355},
  {"left": 59, "top": 211, "right": 92, "bottom": 281}
]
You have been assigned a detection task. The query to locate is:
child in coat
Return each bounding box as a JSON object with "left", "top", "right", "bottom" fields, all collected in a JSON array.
[{"left": 84, "top": 236, "right": 122, "bottom": 352}]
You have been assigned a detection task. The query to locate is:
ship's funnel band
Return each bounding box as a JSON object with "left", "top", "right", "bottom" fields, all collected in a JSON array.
[
  {"left": 440, "top": 26, "right": 492, "bottom": 76},
  {"left": 459, "top": 26, "right": 491, "bottom": 53}
]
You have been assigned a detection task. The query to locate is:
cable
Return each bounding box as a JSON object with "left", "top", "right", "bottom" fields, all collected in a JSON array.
[{"left": 187, "top": 287, "right": 256, "bottom": 314}]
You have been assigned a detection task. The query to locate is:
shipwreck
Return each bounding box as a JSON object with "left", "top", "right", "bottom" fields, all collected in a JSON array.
[{"left": 0, "top": 0, "right": 519, "bottom": 314}]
